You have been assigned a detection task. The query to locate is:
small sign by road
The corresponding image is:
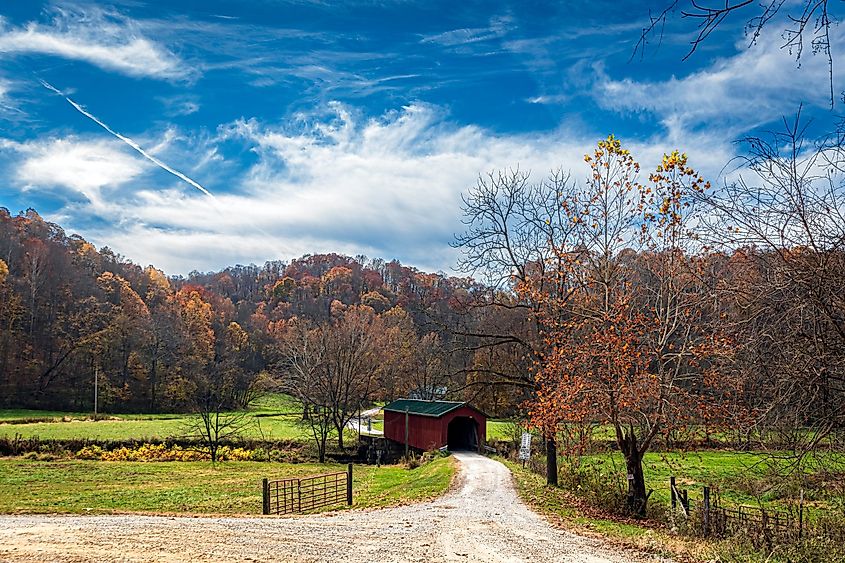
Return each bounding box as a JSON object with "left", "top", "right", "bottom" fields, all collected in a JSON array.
[{"left": 518, "top": 432, "right": 532, "bottom": 461}]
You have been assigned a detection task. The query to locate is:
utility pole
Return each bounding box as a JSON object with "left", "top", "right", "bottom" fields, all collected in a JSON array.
[{"left": 94, "top": 365, "right": 99, "bottom": 419}]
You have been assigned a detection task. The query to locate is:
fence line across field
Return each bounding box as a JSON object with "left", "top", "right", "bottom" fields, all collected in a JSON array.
[
  {"left": 263, "top": 464, "right": 353, "bottom": 515},
  {"left": 518, "top": 457, "right": 820, "bottom": 541},
  {"left": 669, "top": 476, "right": 805, "bottom": 539}
]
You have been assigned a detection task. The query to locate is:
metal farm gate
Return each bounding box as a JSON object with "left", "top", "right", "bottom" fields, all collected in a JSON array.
[{"left": 262, "top": 464, "right": 353, "bottom": 515}]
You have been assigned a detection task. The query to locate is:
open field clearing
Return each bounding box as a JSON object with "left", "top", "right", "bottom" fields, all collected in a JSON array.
[
  {"left": 0, "top": 453, "right": 662, "bottom": 563},
  {"left": 0, "top": 414, "right": 307, "bottom": 441},
  {"left": 0, "top": 396, "right": 341, "bottom": 442},
  {"left": 0, "top": 456, "right": 455, "bottom": 515}
]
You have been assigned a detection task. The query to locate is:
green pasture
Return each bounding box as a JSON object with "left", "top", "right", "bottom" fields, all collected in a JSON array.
[
  {"left": 0, "top": 395, "right": 338, "bottom": 442},
  {"left": 0, "top": 412, "right": 306, "bottom": 441},
  {"left": 559, "top": 449, "right": 845, "bottom": 509},
  {"left": 0, "top": 456, "right": 455, "bottom": 515}
]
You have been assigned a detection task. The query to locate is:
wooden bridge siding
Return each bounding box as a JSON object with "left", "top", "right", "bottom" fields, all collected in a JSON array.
[
  {"left": 383, "top": 410, "right": 442, "bottom": 450},
  {"left": 383, "top": 406, "right": 487, "bottom": 451}
]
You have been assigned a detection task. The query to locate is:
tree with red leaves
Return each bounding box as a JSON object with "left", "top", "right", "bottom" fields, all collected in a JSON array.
[{"left": 527, "top": 137, "right": 737, "bottom": 515}]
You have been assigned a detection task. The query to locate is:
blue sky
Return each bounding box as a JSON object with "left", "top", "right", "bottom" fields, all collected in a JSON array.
[{"left": 0, "top": 1, "right": 840, "bottom": 274}]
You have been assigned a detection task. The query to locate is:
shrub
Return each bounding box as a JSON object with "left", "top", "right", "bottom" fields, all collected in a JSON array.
[
  {"left": 556, "top": 457, "right": 628, "bottom": 514},
  {"left": 76, "top": 445, "right": 105, "bottom": 460},
  {"left": 714, "top": 533, "right": 845, "bottom": 562}
]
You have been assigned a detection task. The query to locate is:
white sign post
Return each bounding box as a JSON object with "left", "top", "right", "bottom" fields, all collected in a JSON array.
[{"left": 518, "top": 432, "right": 532, "bottom": 467}]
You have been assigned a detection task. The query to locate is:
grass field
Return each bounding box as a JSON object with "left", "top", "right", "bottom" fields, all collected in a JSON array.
[
  {"left": 0, "top": 456, "right": 455, "bottom": 515},
  {"left": 570, "top": 450, "right": 844, "bottom": 508},
  {"left": 485, "top": 420, "right": 514, "bottom": 441},
  {"left": 0, "top": 395, "right": 341, "bottom": 442},
  {"left": 0, "top": 416, "right": 311, "bottom": 441}
]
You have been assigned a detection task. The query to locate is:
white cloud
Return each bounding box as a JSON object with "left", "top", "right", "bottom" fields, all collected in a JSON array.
[
  {"left": 6, "top": 137, "right": 146, "bottom": 208},
  {"left": 420, "top": 15, "right": 514, "bottom": 47},
  {"left": 0, "top": 76, "right": 26, "bottom": 118},
  {"left": 526, "top": 94, "right": 569, "bottom": 105},
  {"left": 595, "top": 27, "right": 844, "bottom": 136},
  {"left": 0, "top": 7, "right": 190, "bottom": 81},
  {"left": 0, "top": 78, "right": 12, "bottom": 111},
  {"left": 20, "top": 102, "right": 736, "bottom": 275}
]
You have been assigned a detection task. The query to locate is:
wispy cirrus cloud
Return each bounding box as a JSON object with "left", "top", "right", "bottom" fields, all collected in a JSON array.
[
  {"left": 4, "top": 101, "right": 734, "bottom": 275},
  {"left": 0, "top": 6, "right": 192, "bottom": 81},
  {"left": 157, "top": 94, "right": 201, "bottom": 117},
  {"left": 0, "top": 77, "right": 17, "bottom": 114},
  {"left": 594, "top": 27, "right": 845, "bottom": 136},
  {"left": 420, "top": 15, "right": 514, "bottom": 47}
]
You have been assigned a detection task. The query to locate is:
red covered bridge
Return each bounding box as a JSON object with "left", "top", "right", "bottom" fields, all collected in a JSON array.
[{"left": 382, "top": 399, "right": 487, "bottom": 452}]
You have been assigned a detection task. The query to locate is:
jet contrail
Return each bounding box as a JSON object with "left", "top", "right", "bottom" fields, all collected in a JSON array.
[{"left": 39, "top": 79, "right": 215, "bottom": 200}]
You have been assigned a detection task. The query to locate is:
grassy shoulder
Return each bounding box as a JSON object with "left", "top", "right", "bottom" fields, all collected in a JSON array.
[
  {"left": 0, "top": 456, "right": 456, "bottom": 516},
  {"left": 502, "top": 458, "right": 708, "bottom": 562}
]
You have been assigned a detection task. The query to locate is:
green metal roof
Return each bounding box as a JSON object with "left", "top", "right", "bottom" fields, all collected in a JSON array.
[{"left": 382, "top": 399, "right": 466, "bottom": 417}]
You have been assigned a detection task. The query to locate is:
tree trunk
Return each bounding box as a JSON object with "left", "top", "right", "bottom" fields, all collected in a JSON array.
[
  {"left": 149, "top": 356, "right": 157, "bottom": 412},
  {"left": 318, "top": 437, "right": 326, "bottom": 463},
  {"left": 336, "top": 422, "right": 345, "bottom": 449},
  {"left": 620, "top": 429, "right": 648, "bottom": 516},
  {"left": 546, "top": 436, "right": 558, "bottom": 486}
]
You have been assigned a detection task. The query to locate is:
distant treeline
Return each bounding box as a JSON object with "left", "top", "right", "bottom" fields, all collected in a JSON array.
[{"left": 0, "top": 207, "right": 524, "bottom": 415}]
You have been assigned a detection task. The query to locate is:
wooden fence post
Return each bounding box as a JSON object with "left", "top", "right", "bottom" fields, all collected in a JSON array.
[
  {"left": 799, "top": 488, "right": 804, "bottom": 539},
  {"left": 670, "top": 476, "right": 676, "bottom": 510},
  {"left": 347, "top": 463, "right": 353, "bottom": 506},
  {"left": 262, "top": 478, "right": 269, "bottom": 515},
  {"left": 703, "top": 486, "right": 711, "bottom": 537}
]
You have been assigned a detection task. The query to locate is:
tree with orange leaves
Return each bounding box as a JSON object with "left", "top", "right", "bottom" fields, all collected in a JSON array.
[{"left": 528, "top": 137, "right": 737, "bottom": 515}]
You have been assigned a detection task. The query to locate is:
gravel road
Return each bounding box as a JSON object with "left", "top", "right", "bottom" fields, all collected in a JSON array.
[{"left": 0, "top": 453, "right": 666, "bottom": 562}]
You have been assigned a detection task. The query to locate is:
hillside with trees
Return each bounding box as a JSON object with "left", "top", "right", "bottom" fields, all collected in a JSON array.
[{"left": 0, "top": 208, "right": 524, "bottom": 417}]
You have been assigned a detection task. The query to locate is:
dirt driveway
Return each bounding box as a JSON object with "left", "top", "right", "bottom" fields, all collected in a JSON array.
[{"left": 0, "top": 453, "right": 667, "bottom": 562}]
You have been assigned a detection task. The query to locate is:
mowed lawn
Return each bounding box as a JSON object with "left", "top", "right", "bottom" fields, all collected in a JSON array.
[{"left": 0, "top": 456, "right": 455, "bottom": 515}]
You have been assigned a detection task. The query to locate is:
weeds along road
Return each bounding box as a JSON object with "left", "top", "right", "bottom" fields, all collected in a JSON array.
[{"left": 0, "top": 453, "right": 667, "bottom": 563}]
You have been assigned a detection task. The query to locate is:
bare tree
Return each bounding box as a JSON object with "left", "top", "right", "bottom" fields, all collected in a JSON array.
[
  {"left": 276, "top": 306, "right": 385, "bottom": 460},
  {"left": 278, "top": 318, "right": 334, "bottom": 462},
  {"left": 453, "top": 167, "right": 579, "bottom": 485},
  {"left": 702, "top": 112, "right": 845, "bottom": 467},
  {"left": 182, "top": 322, "right": 258, "bottom": 462},
  {"left": 183, "top": 395, "right": 250, "bottom": 463}
]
